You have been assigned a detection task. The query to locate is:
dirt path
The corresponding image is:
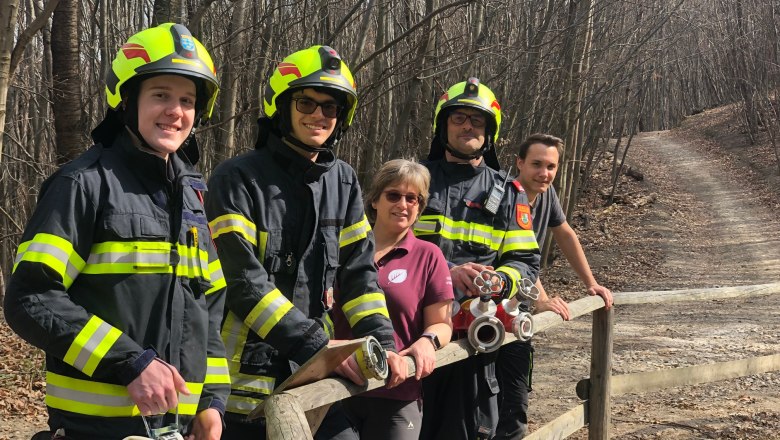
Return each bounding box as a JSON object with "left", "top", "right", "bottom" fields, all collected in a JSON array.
[{"left": 529, "top": 111, "right": 780, "bottom": 439}]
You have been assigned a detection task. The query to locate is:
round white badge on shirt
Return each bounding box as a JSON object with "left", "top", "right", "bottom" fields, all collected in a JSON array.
[{"left": 387, "top": 269, "right": 408, "bottom": 284}]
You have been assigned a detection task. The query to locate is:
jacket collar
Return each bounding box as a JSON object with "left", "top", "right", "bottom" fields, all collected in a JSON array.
[
  {"left": 267, "top": 132, "right": 336, "bottom": 183},
  {"left": 437, "top": 157, "right": 487, "bottom": 178},
  {"left": 112, "top": 129, "right": 201, "bottom": 184}
]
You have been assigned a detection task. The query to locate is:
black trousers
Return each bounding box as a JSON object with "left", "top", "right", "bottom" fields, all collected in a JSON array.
[
  {"left": 420, "top": 352, "right": 500, "bottom": 440},
  {"left": 495, "top": 341, "right": 534, "bottom": 440}
]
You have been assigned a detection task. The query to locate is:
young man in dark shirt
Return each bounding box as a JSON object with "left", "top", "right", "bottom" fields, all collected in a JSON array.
[{"left": 495, "top": 134, "right": 614, "bottom": 439}]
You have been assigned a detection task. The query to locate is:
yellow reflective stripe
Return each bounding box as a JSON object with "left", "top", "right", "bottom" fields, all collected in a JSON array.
[
  {"left": 13, "top": 233, "right": 85, "bottom": 289},
  {"left": 500, "top": 229, "right": 540, "bottom": 254},
  {"left": 63, "top": 316, "right": 122, "bottom": 377},
  {"left": 205, "top": 357, "right": 231, "bottom": 384},
  {"left": 82, "top": 241, "right": 211, "bottom": 280},
  {"left": 414, "top": 215, "right": 504, "bottom": 250},
  {"left": 83, "top": 241, "right": 172, "bottom": 274},
  {"left": 230, "top": 373, "right": 275, "bottom": 395},
  {"left": 175, "top": 243, "right": 209, "bottom": 279},
  {"left": 342, "top": 292, "right": 389, "bottom": 327},
  {"left": 323, "top": 313, "right": 335, "bottom": 339},
  {"left": 258, "top": 231, "right": 268, "bottom": 262},
  {"left": 496, "top": 266, "right": 522, "bottom": 299},
  {"left": 46, "top": 372, "right": 202, "bottom": 416},
  {"left": 209, "top": 214, "right": 257, "bottom": 246},
  {"left": 339, "top": 215, "right": 371, "bottom": 248},
  {"left": 221, "top": 312, "right": 249, "bottom": 364},
  {"left": 205, "top": 259, "right": 226, "bottom": 295},
  {"left": 173, "top": 382, "right": 203, "bottom": 415},
  {"left": 226, "top": 394, "right": 265, "bottom": 415},
  {"left": 245, "top": 289, "right": 294, "bottom": 338}
]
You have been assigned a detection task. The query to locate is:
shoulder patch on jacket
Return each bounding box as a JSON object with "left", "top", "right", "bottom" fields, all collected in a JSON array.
[
  {"left": 511, "top": 180, "right": 525, "bottom": 193},
  {"left": 516, "top": 203, "right": 532, "bottom": 230}
]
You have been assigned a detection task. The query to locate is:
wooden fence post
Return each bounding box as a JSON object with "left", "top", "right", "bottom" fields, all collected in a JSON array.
[
  {"left": 588, "top": 306, "right": 613, "bottom": 439},
  {"left": 265, "top": 392, "right": 314, "bottom": 440}
]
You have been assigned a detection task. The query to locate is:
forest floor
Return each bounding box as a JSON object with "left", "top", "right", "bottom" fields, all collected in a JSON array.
[{"left": 1, "top": 103, "right": 780, "bottom": 439}]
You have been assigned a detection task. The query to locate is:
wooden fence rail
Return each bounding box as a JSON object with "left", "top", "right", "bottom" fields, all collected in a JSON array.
[{"left": 265, "top": 282, "right": 780, "bottom": 439}]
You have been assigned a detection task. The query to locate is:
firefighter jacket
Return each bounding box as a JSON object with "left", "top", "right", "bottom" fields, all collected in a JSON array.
[
  {"left": 205, "top": 131, "right": 395, "bottom": 417},
  {"left": 3, "top": 131, "right": 229, "bottom": 438},
  {"left": 413, "top": 159, "right": 541, "bottom": 299}
]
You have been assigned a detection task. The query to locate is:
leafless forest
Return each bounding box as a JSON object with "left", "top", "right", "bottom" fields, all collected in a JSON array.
[{"left": 1, "top": 0, "right": 779, "bottom": 296}]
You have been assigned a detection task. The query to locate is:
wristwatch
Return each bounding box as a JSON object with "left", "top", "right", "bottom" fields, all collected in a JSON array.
[{"left": 421, "top": 332, "right": 441, "bottom": 350}]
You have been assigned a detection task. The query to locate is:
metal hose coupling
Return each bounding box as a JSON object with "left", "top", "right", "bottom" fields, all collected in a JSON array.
[
  {"left": 467, "top": 314, "right": 506, "bottom": 353},
  {"left": 354, "top": 335, "right": 389, "bottom": 380},
  {"left": 512, "top": 311, "right": 534, "bottom": 342}
]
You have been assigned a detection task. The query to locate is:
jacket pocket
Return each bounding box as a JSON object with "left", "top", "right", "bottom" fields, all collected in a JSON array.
[{"left": 102, "top": 213, "right": 168, "bottom": 240}]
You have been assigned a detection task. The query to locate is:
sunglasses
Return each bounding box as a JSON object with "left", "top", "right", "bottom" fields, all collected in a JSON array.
[
  {"left": 383, "top": 190, "right": 423, "bottom": 206},
  {"left": 292, "top": 97, "right": 342, "bottom": 118},
  {"left": 449, "top": 111, "right": 487, "bottom": 128}
]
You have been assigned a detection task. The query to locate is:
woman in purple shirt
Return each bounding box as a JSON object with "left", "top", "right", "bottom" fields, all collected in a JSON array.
[{"left": 336, "top": 159, "right": 454, "bottom": 440}]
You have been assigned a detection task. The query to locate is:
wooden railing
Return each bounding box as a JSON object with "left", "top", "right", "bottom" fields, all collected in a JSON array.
[{"left": 265, "top": 282, "right": 780, "bottom": 439}]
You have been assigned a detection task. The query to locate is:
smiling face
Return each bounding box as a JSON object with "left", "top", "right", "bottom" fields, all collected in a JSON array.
[
  {"left": 289, "top": 88, "right": 339, "bottom": 148},
  {"left": 516, "top": 142, "right": 560, "bottom": 201},
  {"left": 371, "top": 181, "right": 422, "bottom": 237},
  {"left": 136, "top": 75, "right": 197, "bottom": 160},
  {"left": 445, "top": 107, "right": 487, "bottom": 159}
]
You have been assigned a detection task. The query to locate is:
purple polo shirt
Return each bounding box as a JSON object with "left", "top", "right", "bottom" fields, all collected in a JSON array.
[{"left": 333, "top": 230, "right": 453, "bottom": 401}]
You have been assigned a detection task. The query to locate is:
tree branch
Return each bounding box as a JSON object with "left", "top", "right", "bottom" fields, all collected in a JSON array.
[
  {"left": 353, "top": 0, "right": 473, "bottom": 74},
  {"left": 9, "top": 0, "right": 60, "bottom": 76}
]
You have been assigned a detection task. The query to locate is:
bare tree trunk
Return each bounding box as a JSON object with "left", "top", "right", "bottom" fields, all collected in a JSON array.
[
  {"left": 51, "top": 0, "right": 85, "bottom": 163},
  {"left": 0, "top": 0, "right": 21, "bottom": 164},
  {"left": 153, "top": 0, "right": 184, "bottom": 26},
  {"left": 214, "top": 0, "right": 246, "bottom": 161},
  {"left": 387, "top": 0, "right": 435, "bottom": 159}
]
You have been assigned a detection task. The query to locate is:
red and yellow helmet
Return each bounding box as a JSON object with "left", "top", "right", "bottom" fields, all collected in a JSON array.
[
  {"left": 264, "top": 45, "right": 358, "bottom": 129},
  {"left": 433, "top": 77, "right": 502, "bottom": 142},
  {"left": 105, "top": 23, "right": 219, "bottom": 122}
]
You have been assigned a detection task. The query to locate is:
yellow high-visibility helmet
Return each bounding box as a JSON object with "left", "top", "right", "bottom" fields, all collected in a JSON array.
[{"left": 106, "top": 23, "right": 219, "bottom": 124}]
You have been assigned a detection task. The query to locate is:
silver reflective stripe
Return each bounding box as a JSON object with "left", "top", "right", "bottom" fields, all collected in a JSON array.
[
  {"left": 18, "top": 242, "right": 82, "bottom": 282},
  {"left": 440, "top": 222, "right": 497, "bottom": 243},
  {"left": 179, "top": 392, "right": 200, "bottom": 406},
  {"left": 47, "top": 383, "right": 134, "bottom": 408},
  {"left": 344, "top": 298, "right": 387, "bottom": 322},
  {"left": 247, "top": 293, "right": 288, "bottom": 335},
  {"left": 231, "top": 375, "right": 275, "bottom": 394},
  {"left": 210, "top": 264, "right": 224, "bottom": 283},
  {"left": 210, "top": 216, "right": 256, "bottom": 245},
  {"left": 87, "top": 250, "right": 170, "bottom": 266},
  {"left": 413, "top": 221, "right": 437, "bottom": 234},
  {"left": 339, "top": 221, "right": 369, "bottom": 246},
  {"left": 226, "top": 395, "right": 264, "bottom": 415},
  {"left": 503, "top": 234, "right": 538, "bottom": 246},
  {"left": 72, "top": 321, "right": 112, "bottom": 373}
]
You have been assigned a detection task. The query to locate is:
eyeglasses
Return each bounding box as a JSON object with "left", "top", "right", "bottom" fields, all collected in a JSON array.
[
  {"left": 383, "top": 190, "right": 423, "bottom": 206},
  {"left": 449, "top": 111, "right": 487, "bottom": 128},
  {"left": 292, "top": 97, "right": 342, "bottom": 118}
]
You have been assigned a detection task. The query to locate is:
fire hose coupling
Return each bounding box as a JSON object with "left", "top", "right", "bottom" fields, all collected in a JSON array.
[
  {"left": 353, "top": 335, "right": 389, "bottom": 381},
  {"left": 512, "top": 311, "right": 534, "bottom": 342},
  {"left": 467, "top": 314, "right": 506, "bottom": 353}
]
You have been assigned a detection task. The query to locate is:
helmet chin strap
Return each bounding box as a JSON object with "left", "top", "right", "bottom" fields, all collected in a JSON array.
[
  {"left": 282, "top": 134, "right": 330, "bottom": 153},
  {"left": 445, "top": 142, "right": 487, "bottom": 161}
]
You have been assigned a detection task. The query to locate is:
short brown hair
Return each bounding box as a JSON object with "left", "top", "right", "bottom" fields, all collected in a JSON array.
[
  {"left": 517, "top": 133, "right": 564, "bottom": 159},
  {"left": 364, "top": 159, "right": 430, "bottom": 223}
]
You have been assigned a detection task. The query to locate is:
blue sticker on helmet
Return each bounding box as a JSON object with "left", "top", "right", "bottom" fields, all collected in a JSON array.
[{"left": 181, "top": 35, "right": 196, "bottom": 51}]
